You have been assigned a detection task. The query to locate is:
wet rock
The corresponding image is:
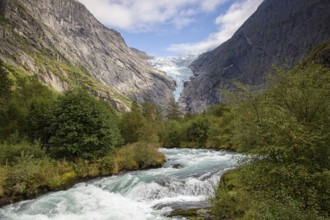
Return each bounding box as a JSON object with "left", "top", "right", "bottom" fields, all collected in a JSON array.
[{"left": 172, "top": 163, "right": 183, "bottom": 169}]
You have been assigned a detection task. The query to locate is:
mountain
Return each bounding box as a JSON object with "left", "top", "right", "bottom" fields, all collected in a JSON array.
[
  {"left": 180, "top": 0, "right": 330, "bottom": 113},
  {"left": 0, "top": 0, "right": 175, "bottom": 111},
  {"left": 130, "top": 48, "right": 154, "bottom": 60}
]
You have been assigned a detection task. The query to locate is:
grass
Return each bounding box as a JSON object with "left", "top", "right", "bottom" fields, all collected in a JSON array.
[
  {"left": 112, "top": 143, "right": 165, "bottom": 174},
  {"left": 0, "top": 142, "right": 166, "bottom": 207}
]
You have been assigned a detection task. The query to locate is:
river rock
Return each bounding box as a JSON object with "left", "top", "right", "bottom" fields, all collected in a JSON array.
[{"left": 172, "top": 163, "right": 183, "bottom": 169}]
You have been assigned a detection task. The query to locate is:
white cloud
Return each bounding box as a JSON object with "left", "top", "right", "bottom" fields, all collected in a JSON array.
[
  {"left": 167, "top": 0, "right": 263, "bottom": 54},
  {"left": 201, "top": 0, "right": 228, "bottom": 12},
  {"left": 77, "top": 0, "right": 228, "bottom": 32}
]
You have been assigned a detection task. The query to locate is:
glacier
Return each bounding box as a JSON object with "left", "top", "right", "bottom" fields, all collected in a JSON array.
[{"left": 149, "top": 55, "right": 197, "bottom": 101}]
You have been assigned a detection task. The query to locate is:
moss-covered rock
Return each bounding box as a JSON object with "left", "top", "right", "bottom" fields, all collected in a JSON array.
[{"left": 168, "top": 208, "right": 213, "bottom": 220}]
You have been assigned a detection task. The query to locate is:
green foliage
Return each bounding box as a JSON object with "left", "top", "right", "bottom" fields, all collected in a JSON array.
[
  {"left": 162, "top": 120, "right": 182, "bottom": 148},
  {"left": 157, "top": 103, "right": 237, "bottom": 149},
  {"left": 0, "top": 60, "right": 12, "bottom": 109},
  {"left": 0, "top": 142, "right": 166, "bottom": 205},
  {"left": 0, "top": 65, "right": 56, "bottom": 141},
  {"left": 98, "top": 155, "right": 114, "bottom": 176},
  {"left": 72, "top": 159, "right": 100, "bottom": 178},
  {"left": 120, "top": 101, "right": 145, "bottom": 144},
  {"left": 205, "top": 104, "right": 230, "bottom": 117},
  {"left": 235, "top": 63, "right": 330, "bottom": 165},
  {"left": 112, "top": 143, "right": 165, "bottom": 173},
  {"left": 166, "top": 97, "right": 181, "bottom": 120},
  {"left": 0, "top": 140, "right": 45, "bottom": 166},
  {"left": 207, "top": 111, "right": 236, "bottom": 149},
  {"left": 141, "top": 100, "right": 163, "bottom": 121},
  {"left": 212, "top": 63, "right": 330, "bottom": 219},
  {"left": 3, "top": 157, "right": 74, "bottom": 198},
  {"left": 120, "top": 101, "right": 163, "bottom": 145},
  {"left": 43, "top": 89, "right": 122, "bottom": 160},
  {"left": 0, "top": 61, "right": 169, "bottom": 206},
  {"left": 184, "top": 116, "right": 210, "bottom": 147}
]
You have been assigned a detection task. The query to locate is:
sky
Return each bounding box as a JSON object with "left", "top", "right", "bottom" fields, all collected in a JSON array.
[{"left": 77, "top": 0, "right": 263, "bottom": 57}]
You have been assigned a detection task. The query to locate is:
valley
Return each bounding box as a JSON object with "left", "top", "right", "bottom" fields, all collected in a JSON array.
[{"left": 0, "top": 0, "right": 329, "bottom": 219}]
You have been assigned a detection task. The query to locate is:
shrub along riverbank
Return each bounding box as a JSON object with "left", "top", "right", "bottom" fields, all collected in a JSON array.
[
  {"left": 210, "top": 62, "right": 330, "bottom": 219},
  {"left": 0, "top": 141, "right": 164, "bottom": 206},
  {"left": 0, "top": 61, "right": 166, "bottom": 207}
]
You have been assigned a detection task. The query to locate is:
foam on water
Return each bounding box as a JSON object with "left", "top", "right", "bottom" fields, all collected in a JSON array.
[{"left": 0, "top": 148, "right": 241, "bottom": 220}]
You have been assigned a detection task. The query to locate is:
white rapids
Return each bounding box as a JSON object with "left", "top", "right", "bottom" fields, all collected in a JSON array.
[{"left": 0, "top": 148, "right": 241, "bottom": 220}]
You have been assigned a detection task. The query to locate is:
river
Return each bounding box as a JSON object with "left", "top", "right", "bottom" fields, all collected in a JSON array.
[{"left": 0, "top": 148, "right": 240, "bottom": 220}]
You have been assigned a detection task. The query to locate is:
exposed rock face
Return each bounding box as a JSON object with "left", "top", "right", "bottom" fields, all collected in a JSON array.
[
  {"left": 130, "top": 48, "right": 154, "bottom": 60},
  {"left": 0, "top": 0, "right": 175, "bottom": 110},
  {"left": 180, "top": 0, "right": 330, "bottom": 113}
]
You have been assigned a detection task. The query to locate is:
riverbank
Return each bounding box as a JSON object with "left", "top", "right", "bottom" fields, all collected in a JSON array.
[
  {"left": 168, "top": 208, "right": 213, "bottom": 219},
  {"left": 0, "top": 148, "right": 240, "bottom": 219},
  {"left": 0, "top": 143, "right": 165, "bottom": 207}
]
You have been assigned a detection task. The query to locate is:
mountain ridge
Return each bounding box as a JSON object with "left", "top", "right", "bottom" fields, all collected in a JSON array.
[
  {"left": 0, "top": 0, "right": 175, "bottom": 111},
  {"left": 180, "top": 0, "right": 330, "bottom": 113}
]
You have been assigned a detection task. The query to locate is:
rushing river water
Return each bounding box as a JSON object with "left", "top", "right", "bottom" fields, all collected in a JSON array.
[{"left": 0, "top": 148, "right": 240, "bottom": 220}]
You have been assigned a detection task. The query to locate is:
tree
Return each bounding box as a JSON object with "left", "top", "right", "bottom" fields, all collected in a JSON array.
[
  {"left": 212, "top": 63, "right": 330, "bottom": 219},
  {"left": 185, "top": 116, "right": 210, "bottom": 147},
  {"left": 166, "top": 97, "right": 181, "bottom": 120},
  {"left": 162, "top": 120, "right": 181, "bottom": 148},
  {"left": 43, "top": 89, "right": 122, "bottom": 160},
  {"left": 120, "top": 101, "right": 145, "bottom": 144},
  {"left": 141, "top": 100, "right": 163, "bottom": 121},
  {"left": 0, "top": 71, "right": 55, "bottom": 141},
  {"left": 0, "top": 60, "right": 12, "bottom": 109}
]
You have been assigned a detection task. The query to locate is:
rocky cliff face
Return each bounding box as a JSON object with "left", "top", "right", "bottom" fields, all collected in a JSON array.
[
  {"left": 180, "top": 0, "right": 330, "bottom": 113},
  {"left": 130, "top": 48, "right": 154, "bottom": 61},
  {"left": 0, "top": 0, "right": 175, "bottom": 111}
]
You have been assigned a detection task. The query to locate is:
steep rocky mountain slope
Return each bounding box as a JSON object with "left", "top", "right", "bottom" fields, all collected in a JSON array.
[
  {"left": 130, "top": 48, "right": 154, "bottom": 60},
  {"left": 0, "top": 0, "right": 175, "bottom": 111},
  {"left": 180, "top": 0, "right": 330, "bottom": 113}
]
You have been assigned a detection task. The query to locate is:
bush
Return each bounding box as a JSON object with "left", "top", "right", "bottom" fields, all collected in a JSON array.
[
  {"left": 98, "top": 155, "right": 114, "bottom": 176},
  {"left": 161, "top": 120, "right": 182, "bottom": 148},
  {"left": 212, "top": 63, "right": 330, "bottom": 219},
  {"left": 207, "top": 112, "right": 236, "bottom": 149},
  {"left": 0, "top": 140, "right": 45, "bottom": 166},
  {"left": 73, "top": 159, "right": 100, "bottom": 178},
  {"left": 184, "top": 116, "right": 210, "bottom": 147},
  {"left": 112, "top": 143, "right": 165, "bottom": 174},
  {"left": 43, "top": 89, "right": 122, "bottom": 160},
  {"left": 0, "top": 167, "right": 7, "bottom": 197},
  {"left": 0, "top": 71, "right": 56, "bottom": 141}
]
